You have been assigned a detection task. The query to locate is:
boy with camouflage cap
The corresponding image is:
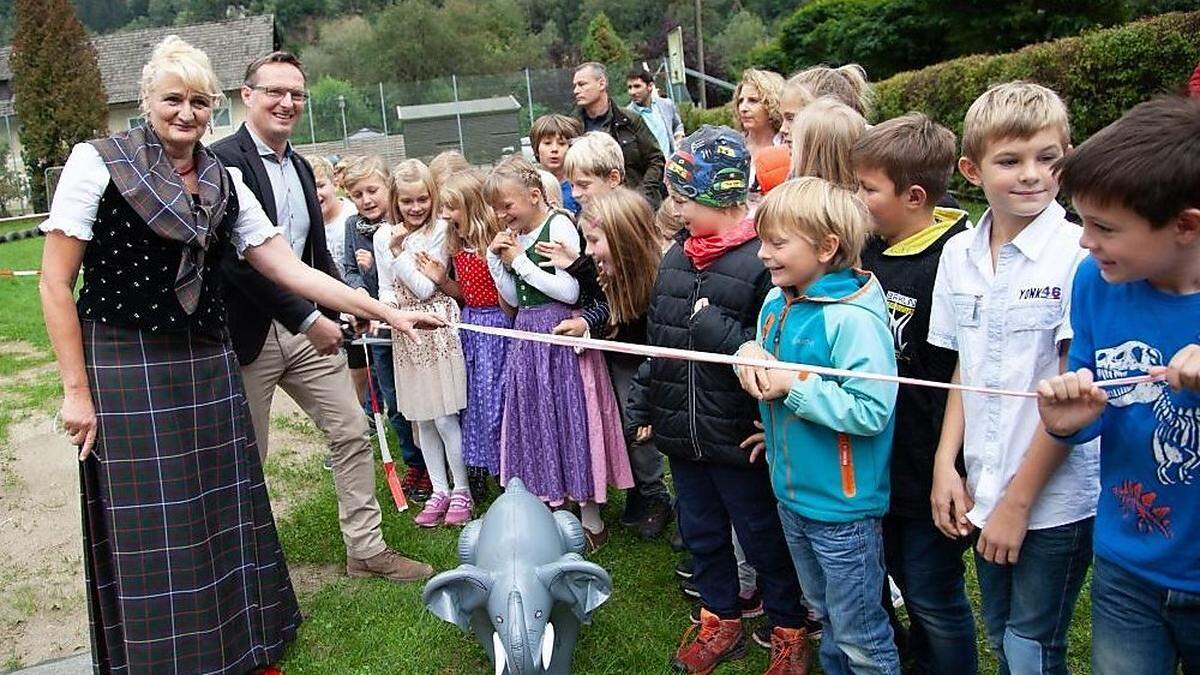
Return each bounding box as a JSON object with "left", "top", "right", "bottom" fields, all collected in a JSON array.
[{"left": 643, "top": 126, "right": 812, "bottom": 674}]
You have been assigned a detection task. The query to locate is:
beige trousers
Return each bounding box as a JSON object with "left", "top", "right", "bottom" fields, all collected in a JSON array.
[{"left": 241, "top": 321, "right": 385, "bottom": 559}]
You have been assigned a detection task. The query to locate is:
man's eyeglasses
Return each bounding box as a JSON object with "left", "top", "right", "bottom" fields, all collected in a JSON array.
[{"left": 247, "top": 85, "right": 308, "bottom": 103}]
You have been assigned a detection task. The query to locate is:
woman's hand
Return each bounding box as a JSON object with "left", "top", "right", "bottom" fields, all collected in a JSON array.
[
  {"left": 415, "top": 251, "right": 449, "bottom": 285},
  {"left": 383, "top": 307, "right": 446, "bottom": 340},
  {"left": 534, "top": 240, "right": 579, "bottom": 270},
  {"left": 62, "top": 389, "right": 98, "bottom": 460},
  {"left": 355, "top": 249, "right": 374, "bottom": 271},
  {"left": 552, "top": 317, "right": 589, "bottom": 337}
]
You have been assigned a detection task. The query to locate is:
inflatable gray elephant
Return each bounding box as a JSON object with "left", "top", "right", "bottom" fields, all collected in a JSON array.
[{"left": 422, "top": 477, "right": 612, "bottom": 675}]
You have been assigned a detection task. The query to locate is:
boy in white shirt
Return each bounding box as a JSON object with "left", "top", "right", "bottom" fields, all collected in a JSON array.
[{"left": 927, "top": 81, "right": 1099, "bottom": 675}]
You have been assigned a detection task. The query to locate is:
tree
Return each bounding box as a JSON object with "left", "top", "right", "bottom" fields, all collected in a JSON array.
[
  {"left": 711, "top": 10, "right": 771, "bottom": 73},
  {"left": 11, "top": 0, "right": 107, "bottom": 210},
  {"left": 581, "top": 11, "right": 633, "bottom": 75}
]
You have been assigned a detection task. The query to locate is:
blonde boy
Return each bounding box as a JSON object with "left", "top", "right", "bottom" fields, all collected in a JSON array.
[
  {"left": 746, "top": 176, "right": 900, "bottom": 675},
  {"left": 563, "top": 131, "right": 625, "bottom": 208},
  {"left": 927, "top": 82, "right": 1098, "bottom": 675}
]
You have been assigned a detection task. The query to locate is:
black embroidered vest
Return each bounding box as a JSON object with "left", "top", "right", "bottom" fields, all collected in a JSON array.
[{"left": 76, "top": 179, "right": 239, "bottom": 335}]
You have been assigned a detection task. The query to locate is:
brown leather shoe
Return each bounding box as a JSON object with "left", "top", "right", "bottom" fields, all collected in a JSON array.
[
  {"left": 671, "top": 607, "right": 746, "bottom": 673},
  {"left": 346, "top": 547, "right": 434, "bottom": 583},
  {"left": 584, "top": 526, "right": 610, "bottom": 554},
  {"left": 763, "top": 626, "right": 811, "bottom": 675}
]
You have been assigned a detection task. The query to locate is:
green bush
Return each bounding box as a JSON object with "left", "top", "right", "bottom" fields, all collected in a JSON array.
[
  {"left": 874, "top": 11, "right": 1200, "bottom": 142},
  {"left": 679, "top": 103, "right": 736, "bottom": 134}
]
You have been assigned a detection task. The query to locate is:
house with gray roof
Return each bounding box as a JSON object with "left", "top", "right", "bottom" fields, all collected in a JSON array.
[{"left": 0, "top": 14, "right": 278, "bottom": 194}]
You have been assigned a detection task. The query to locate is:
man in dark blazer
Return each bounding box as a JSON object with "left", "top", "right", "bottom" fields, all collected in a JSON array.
[{"left": 215, "top": 51, "right": 432, "bottom": 584}]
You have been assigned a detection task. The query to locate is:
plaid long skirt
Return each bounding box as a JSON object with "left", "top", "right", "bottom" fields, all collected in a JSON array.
[{"left": 80, "top": 321, "right": 301, "bottom": 674}]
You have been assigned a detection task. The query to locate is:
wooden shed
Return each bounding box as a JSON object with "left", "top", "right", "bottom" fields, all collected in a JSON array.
[{"left": 396, "top": 95, "right": 522, "bottom": 163}]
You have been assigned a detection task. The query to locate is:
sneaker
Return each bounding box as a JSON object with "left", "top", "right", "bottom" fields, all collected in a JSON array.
[
  {"left": 346, "top": 547, "right": 434, "bottom": 583},
  {"left": 413, "top": 468, "right": 433, "bottom": 502},
  {"left": 619, "top": 488, "right": 646, "bottom": 527},
  {"left": 754, "top": 619, "right": 822, "bottom": 648},
  {"left": 444, "top": 490, "right": 473, "bottom": 526},
  {"left": 637, "top": 498, "right": 673, "bottom": 540},
  {"left": 467, "top": 466, "right": 490, "bottom": 504},
  {"left": 675, "top": 557, "right": 695, "bottom": 580},
  {"left": 400, "top": 466, "right": 422, "bottom": 501},
  {"left": 671, "top": 607, "right": 747, "bottom": 673},
  {"left": 763, "top": 626, "right": 812, "bottom": 675},
  {"left": 414, "top": 491, "right": 450, "bottom": 527},
  {"left": 680, "top": 578, "right": 701, "bottom": 599},
  {"left": 323, "top": 455, "right": 333, "bottom": 471},
  {"left": 688, "top": 594, "right": 763, "bottom": 623}
]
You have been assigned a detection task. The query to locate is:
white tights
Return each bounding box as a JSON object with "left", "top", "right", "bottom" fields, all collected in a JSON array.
[{"left": 415, "top": 414, "right": 466, "bottom": 496}]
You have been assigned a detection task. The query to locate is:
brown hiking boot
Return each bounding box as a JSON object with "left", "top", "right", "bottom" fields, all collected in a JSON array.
[
  {"left": 670, "top": 607, "right": 746, "bottom": 673},
  {"left": 763, "top": 626, "right": 811, "bottom": 675},
  {"left": 346, "top": 547, "right": 434, "bottom": 583}
]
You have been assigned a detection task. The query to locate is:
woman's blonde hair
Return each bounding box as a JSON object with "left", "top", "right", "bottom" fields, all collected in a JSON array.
[
  {"left": 483, "top": 155, "right": 547, "bottom": 207},
  {"left": 389, "top": 159, "right": 440, "bottom": 255},
  {"left": 580, "top": 188, "right": 662, "bottom": 327},
  {"left": 308, "top": 155, "right": 335, "bottom": 183},
  {"left": 789, "top": 98, "right": 867, "bottom": 189},
  {"left": 788, "top": 64, "right": 873, "bottom": 119},
  {"left": 755, "top": 176, "right": 869, "bottom": 272},
  {"left": 139, "top": 35, "right": 224, "bottom": 116},
  {"left": 733, "top": 68, "right": 786, "bottom": 134},
  {"left": 441, "top": 170, "right": 502, "bottom": 256}
]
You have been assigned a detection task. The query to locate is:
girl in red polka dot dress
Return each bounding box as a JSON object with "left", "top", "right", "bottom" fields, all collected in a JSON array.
[{"left": 417, "top": 170, "right": 512, "bottom": 496}]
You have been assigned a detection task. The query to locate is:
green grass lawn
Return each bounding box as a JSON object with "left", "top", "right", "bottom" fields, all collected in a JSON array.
[
  {"left": 0, "top": 235, "right": 1095, "bottom": 673},
  {"left": 0, "top": 214, "right": 44, "bottom": 236}
]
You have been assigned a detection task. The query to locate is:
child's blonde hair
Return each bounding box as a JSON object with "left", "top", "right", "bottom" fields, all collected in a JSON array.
[
  {"left": 580, "top": 187, "right": 662, "bottom": 326},
  {"left": 790, "top": 98, "right": 867, "bottom": 189},
  {"left": 342, "top": 155, "right": 390, "bottom": 192},
  {"left": 389, "top": 158, "right": 439, "bottom": 255},
  {"left": 654, "top": 199, "right": 683, "bottom": 242},
  {"left": 788, "top": 64, "right": 872, "bottom": 119},
  {"left": 441, "top": 170, "right": 501, "bottom": 255},
  {"left": 483, "top": 154, "right": 548, "bottom": 208},
  {"left": 733, "top": 68, "right": 786, "bottom": 133},
  {"left": 430, "top": 150, "right": 471, "bottom": 184},
  {"left": 755, "top": 176, "right": 870, "bottom": 272},
  {"left": 563, "top": 132, "right": 625, "bottom": 181},
  {"left": 308, "top": 155, "right": 335, "bottom": 183},
  {"left": 538, "top": 169, "right": 564, "bottom": 208},
  {"left": 961, "top": 81, "right": 1070, "bottom": 163}
]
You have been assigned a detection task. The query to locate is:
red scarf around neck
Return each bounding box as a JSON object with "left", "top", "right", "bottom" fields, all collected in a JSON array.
[{"left": 683, "top": 216, "right": 758, "bottom": 270}]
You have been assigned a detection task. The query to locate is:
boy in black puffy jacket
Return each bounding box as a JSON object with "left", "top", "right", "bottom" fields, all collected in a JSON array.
[{"left": 643, "top": 126, "right": 811, "bottom": 673}]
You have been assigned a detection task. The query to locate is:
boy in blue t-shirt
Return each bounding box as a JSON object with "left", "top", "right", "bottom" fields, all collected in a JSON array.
[{"left": 1037, "top": 96, "right": 1200, "bottom": 675}]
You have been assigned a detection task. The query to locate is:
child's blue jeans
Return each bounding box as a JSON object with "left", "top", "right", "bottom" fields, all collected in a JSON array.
[
  {"left": 974, "top": 517, "right": 1092, "bottom": 675},
  {"left": 1091, "top": 554, "right": 1200, "bottom": 675},
  {"left": 367, "top": 343, "right": 422, "bottom": 469},
  {"left": 778, "top": 507, "right": 900, "bottom": 675}
]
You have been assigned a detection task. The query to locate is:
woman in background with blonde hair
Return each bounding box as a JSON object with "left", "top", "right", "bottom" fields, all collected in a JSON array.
[
  {"left": 789, "top": 97, "right": 868, "bottom": 189},
  {"left": 39, "top": 36, "right": 441, "bottom": 673}
]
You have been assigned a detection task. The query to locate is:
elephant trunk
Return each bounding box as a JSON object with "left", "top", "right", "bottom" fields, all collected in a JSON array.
[{"left": 505, "top": 590, "right": 533, "bottom": 674}]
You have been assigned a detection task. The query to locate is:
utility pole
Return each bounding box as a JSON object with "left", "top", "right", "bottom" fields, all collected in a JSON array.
[{"left": 694, "top": 0, "right": 706, "bottom": 108}]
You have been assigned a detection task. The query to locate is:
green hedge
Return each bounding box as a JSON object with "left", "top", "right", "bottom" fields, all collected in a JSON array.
[
  {"left": 679, "top": 103, "right": 735, "bottom": 134},
  {"left": 874, "top": 11, "right": 1200, "bottom": 142}
]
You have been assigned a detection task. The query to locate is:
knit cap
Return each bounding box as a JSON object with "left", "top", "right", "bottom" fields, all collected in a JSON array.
[{"left": 666, "top": 125, "right": 750, "bottom": 208}]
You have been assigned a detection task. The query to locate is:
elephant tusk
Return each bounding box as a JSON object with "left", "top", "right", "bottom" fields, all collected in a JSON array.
[
  {"left": 541, "top": 622, "right": 555, "bottom": 671},
  {"left": 493, "top": 631, "right": 507, "bottom": 675}
]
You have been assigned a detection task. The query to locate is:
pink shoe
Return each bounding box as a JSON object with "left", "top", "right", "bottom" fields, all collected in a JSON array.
[
  {"left": 414, "top": 492, "right": 450, "bottom": 527},
  {"left": 444, "top": 490, "right": 473, "bottom": 526}
]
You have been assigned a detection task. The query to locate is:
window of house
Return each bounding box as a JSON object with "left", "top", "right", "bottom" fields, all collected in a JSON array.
[
  {"left": 127, "top": 116, "right": 145, "bottom": 130},
  {"left": 212, "top": 105, "right": 231, "bottom": 128}
]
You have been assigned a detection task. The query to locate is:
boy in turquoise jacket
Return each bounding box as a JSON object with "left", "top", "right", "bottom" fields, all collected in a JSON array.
[{"left": 738, "top": 176, "right": 900, "bottom": 675}]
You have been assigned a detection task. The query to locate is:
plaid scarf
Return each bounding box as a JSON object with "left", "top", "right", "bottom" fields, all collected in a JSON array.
[{"left": 90, "top": 125, "right": 230, "bottom": 314}]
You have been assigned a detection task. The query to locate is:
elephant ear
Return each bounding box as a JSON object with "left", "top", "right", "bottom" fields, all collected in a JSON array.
[
  {"left": 535, "top": 553, "right": 613, "bottom": 623},
  {"left": 422, "top": 565, "right": 493, "bottom": 631},
  {"left": 457, "top": 519, "right": 483, "bottom": 564},
  {"left": 553, "top": 510, "right": 587, "bottom": 554}
]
